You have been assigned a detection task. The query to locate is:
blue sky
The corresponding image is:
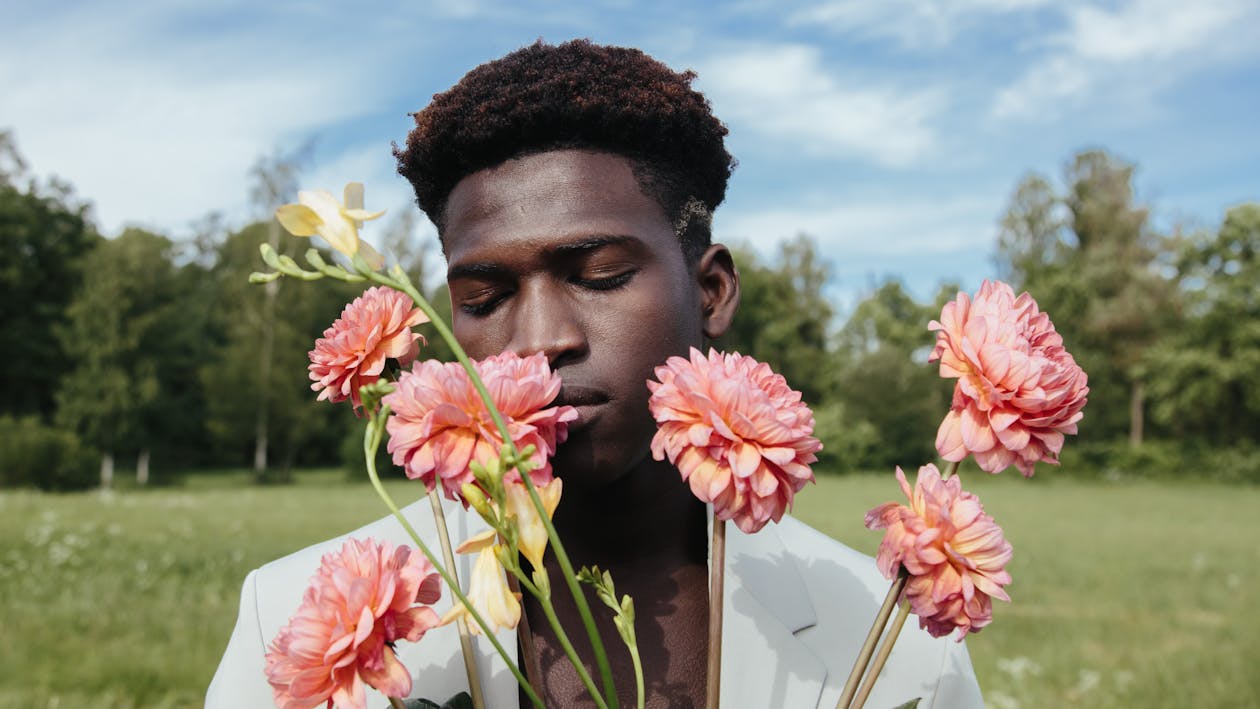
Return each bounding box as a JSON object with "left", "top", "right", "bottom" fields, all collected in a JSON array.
[{"left": 5, "top": 0, "right": 1258, "bottom": 310}]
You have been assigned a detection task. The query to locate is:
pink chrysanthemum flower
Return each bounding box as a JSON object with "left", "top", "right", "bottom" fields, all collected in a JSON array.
[
  {"left": 383, "top": 351, "right": 578, "bottom": 501},
  {"left": 930, "top": 280, "right": 1089, "bottom": 476},
  {"left": 309, "top": 286, "right": 428, "bottom": 411},
  {"left": 648, "top": 347, "right": 821, "bottom": 534},
  {"left": 265, "top": 538, "right": 442, "bottom": 709},
  {"left": 866, "top": 464, "right": 1012, "bottom": 641}
]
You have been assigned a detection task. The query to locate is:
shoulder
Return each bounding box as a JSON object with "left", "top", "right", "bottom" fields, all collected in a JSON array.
[
  {"left": 774, "top": 515, "right": 985, "bottom": 709},
  {"left": 250, "top": 498, "right": 483, "bottom": 641},
  {"left": 773, "top": 515, "right": 892, "bottom": 597},
  {"left": 208, "top": 499, "right": 489, "bottom": 708}
]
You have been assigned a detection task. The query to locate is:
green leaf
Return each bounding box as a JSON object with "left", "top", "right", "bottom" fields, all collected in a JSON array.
[
  {"left": 402, "top": 692, "right": 473, "bottom": 709},
  {"left": 891, "top": 698, "right": 921, "bottom": 709}
]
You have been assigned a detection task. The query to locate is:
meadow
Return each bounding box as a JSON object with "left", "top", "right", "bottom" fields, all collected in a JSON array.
[{"left": 1, "top": 470, "right": 1256, "bottom": 708}]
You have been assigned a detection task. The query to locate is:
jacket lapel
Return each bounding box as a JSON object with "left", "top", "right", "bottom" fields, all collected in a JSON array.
[{"left": 719, "top": 516, "right": 830, "bottom": 709}]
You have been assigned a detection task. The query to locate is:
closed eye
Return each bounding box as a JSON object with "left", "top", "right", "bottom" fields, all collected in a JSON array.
[
  {"left": 572, "top": 269, "right": 637, "bottom": 291},
  {"left": 459, "top": 287, "right": 512, "bottom": 317}
]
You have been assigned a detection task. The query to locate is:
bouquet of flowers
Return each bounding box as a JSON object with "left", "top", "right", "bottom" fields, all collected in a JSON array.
[{"left": 251, "top": 183, "right": 1087, "bottom": 709}]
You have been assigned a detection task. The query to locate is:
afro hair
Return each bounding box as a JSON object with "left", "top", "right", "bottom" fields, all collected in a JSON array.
[{"left": 394, "top": 39, "right": 735, "bottom": 264}]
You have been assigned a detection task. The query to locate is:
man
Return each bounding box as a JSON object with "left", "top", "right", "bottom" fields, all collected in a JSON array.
[{"left": 209, "top": 40, "right": 983, "bottom": 708}]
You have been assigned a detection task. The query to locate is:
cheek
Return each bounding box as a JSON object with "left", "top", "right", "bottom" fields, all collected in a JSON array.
[
  {"left": 598, "top": 277, "right": 702, "bottom": 373},
  {"left": 452, "top": 314, "right": 508, "bottom": 360}
]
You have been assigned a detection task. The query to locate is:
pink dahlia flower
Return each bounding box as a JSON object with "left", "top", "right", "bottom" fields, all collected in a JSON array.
[
  {"left": 866, "top": 464, "right": 1012, "bottom": 641},
  {"left": 648, "top": 347, "right": 821, "bottom": 534},
  {"left": 265, "top": 538, "right": 442, "bottom": 709},
  {"left": 309, "top": 286, "right": 428, "bottom": 411},
  {"left": 383, "top": 351, "right": 578, "bottom": 501},
  {"left": 930, "top": 280, "right": 1089, "bottom": 476}
]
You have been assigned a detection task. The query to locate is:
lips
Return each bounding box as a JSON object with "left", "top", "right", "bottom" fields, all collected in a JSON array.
[
  {"left": 554, "top": 385, "right": 610, "bottom": 431},
  {"left": 554, "top": 385, "right": 610, "bottom": 408}
]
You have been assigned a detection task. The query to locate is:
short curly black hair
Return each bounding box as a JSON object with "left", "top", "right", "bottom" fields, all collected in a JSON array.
[{"left": 394, "top": 39, "right": 735, "bottom": 264}]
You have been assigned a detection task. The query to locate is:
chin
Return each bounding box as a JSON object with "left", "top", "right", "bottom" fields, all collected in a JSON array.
[{"left": 551, "top": 425, "right": 651, "bottom": 493}]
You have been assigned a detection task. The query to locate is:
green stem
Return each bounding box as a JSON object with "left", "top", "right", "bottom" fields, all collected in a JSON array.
[
  {"left": 837, "top": 568, "right": 907, "bottom": 709},
  {"left": 630, "top": 632, "right": 645, "bottom": 709},
  {"left": 363, "top": 264, "right": 620, "bottom": 707},
  {"left": 850, "top": 600, "right": 911, "bottom": 709},
  {"left": 942, "top": 459, "right": 960, "bottom": 480},
  {"left": 388, "top": 697, "right": 406, "bottom": 709},
  {"left": 363, "top": 412, "right": 545, "bottom": 709},
  {"left": 510, "top": 567, "right": 610, "bottom": 709}
]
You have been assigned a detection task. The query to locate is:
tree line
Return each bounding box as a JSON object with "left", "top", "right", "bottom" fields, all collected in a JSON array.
[
  {"left": 2, "top": 133, "right": 1256, "bottom": 488},
  {"left": 728, "top": 149, "right": 1259, "bottom": 479}
]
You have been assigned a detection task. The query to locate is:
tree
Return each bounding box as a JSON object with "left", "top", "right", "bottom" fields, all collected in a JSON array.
[
  {"left": 994, "top": 149, "right": 1180, "bottom": 445},
  {"left": 717, "top": 235, "right": 834, "bottom": 403},
  {"left": 831, "top": 280, "right": 953, "bottom": 469},
  {"left": 200, "top": 221, "right": 362, "bottom": 479},
  {"left": 995, "top": 173, "right": 1064, "bottom": 285},
  {"left": 0, "top": 130, "right": 29, "bottom": 186},
  {"left": 1143, "top": 204, "right": 1260, "bottom": 443},
  {"left": 0, "top": 139, "right": 102, "bottom": 421},
  {"left": 1066, "top": 151, "right": 1181, "bottom": 446},
  {"left": 245, "top": 146, "right": 310, "bottom": 476},
  {"left": 56, "top": 229, "right": 178, "bottom": 486}
]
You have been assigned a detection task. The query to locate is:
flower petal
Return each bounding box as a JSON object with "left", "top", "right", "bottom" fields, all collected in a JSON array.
[{"left": 275, "top": 203, "right": 321, "bottom": 237}]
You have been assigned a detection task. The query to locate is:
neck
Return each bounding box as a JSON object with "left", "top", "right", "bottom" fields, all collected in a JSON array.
[{"left": 551, "top": 456, "right": 706, "bottom": 567}]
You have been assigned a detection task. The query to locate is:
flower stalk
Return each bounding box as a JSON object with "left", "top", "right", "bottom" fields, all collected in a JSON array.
[
  {"left": 428, "top": 487, "right": 487, "bottom": 709},
  {"left": 836, "top": 567, "right": 908, "bottom": 709},
  {"left": 706, "top": 519, "right": 725, "bottom": 709},
  {"left": 851, "top": 601, "right": 911, "bottom": 709},
  {"left": 361, "top": 259, "right": 621, "bottom": 708}
]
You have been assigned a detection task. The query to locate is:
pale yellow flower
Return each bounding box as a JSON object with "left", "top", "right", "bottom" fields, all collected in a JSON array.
[
  {"left": 504, "top": 478, "right": 562, "bottom": 570},
  {"left": 274, "top": 182, "right": 385, "bottom": 268},
  {"left": 442, "top": 530, "right": 520, "bottom": 635}
]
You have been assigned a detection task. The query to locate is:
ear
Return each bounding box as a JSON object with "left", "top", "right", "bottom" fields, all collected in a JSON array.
[{"left": 696, "top": 244, "right": 740, "bottom": 339}]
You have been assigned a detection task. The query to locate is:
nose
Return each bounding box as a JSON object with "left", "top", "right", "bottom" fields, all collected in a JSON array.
[{"left": 505, "top": 280, "right": 589, "bottom": 368}]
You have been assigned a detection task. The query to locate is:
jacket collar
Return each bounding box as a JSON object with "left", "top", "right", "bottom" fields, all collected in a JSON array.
[{"left": 399, "top": 502, "right": 831, "bottom": 708}]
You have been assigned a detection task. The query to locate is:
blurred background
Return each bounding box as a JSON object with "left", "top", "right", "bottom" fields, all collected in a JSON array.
[{"left": 2, "top": 1, "right": 1258, "bottom": 707}]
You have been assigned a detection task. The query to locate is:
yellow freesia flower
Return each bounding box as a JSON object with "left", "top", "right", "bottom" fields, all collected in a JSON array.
[
  {"left": 504, "top": 478, "right": 562, "bottom": 570},
  {"left": 442, "top": 530, "right": 521, "bottom": 635},
  {"left": 274, "top": 182, "right": 385, "bottom": 268}
]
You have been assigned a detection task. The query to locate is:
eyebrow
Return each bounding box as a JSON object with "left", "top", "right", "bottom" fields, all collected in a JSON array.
[
  {"left": 446, "top": 261, "right": 507, "bottom": 281},
  {"left": 447, "top": 234, "right": 642, "bottom": 281},
  {"left": 548, "top": 234, "right": 640, "bottom": 256}
]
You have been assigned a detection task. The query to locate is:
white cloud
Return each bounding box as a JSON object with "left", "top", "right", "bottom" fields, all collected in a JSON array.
[
  {"left": 993, "top": 0, "right": 1257, "bottom": 119},
  {"left": 1067, "top": 0, "right": 1246, "bottom": 61},
  {"left": 716, "top": 193, "right": 999, "bottom": 257},
  {"left": 693, "top": 44, "right": 941, "bottom": 167},
  {"left": 714, "top": 192, "right": 1007, "bottom": 310},
  {"left": 0, "top": 2, "right": 405, "bottom": 236},
  {"left": 787, "top": 0, "right": 1052, "bottom": 48}
]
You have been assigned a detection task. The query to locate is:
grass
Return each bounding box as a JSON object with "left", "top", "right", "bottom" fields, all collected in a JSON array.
[
  {"left": 793, "top": 471, "right": 1260, "bottom": 708},
  {"left": 1, "top": 469, "right": 1257, "bottom": 708}
]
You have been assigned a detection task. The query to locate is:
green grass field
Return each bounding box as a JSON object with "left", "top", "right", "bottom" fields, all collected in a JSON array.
[{"left": 2, "top": 470, "right": 1257, "bottom": 708}]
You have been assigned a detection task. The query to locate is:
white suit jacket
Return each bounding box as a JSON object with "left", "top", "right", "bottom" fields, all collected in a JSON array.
[{"left": 207, "top": 498, "right": 983, "bottom": 708}]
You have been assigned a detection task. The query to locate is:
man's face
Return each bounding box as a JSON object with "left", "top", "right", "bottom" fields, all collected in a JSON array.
[{"left": 442, "top": 150, "right": 705, "bottom": 490}]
